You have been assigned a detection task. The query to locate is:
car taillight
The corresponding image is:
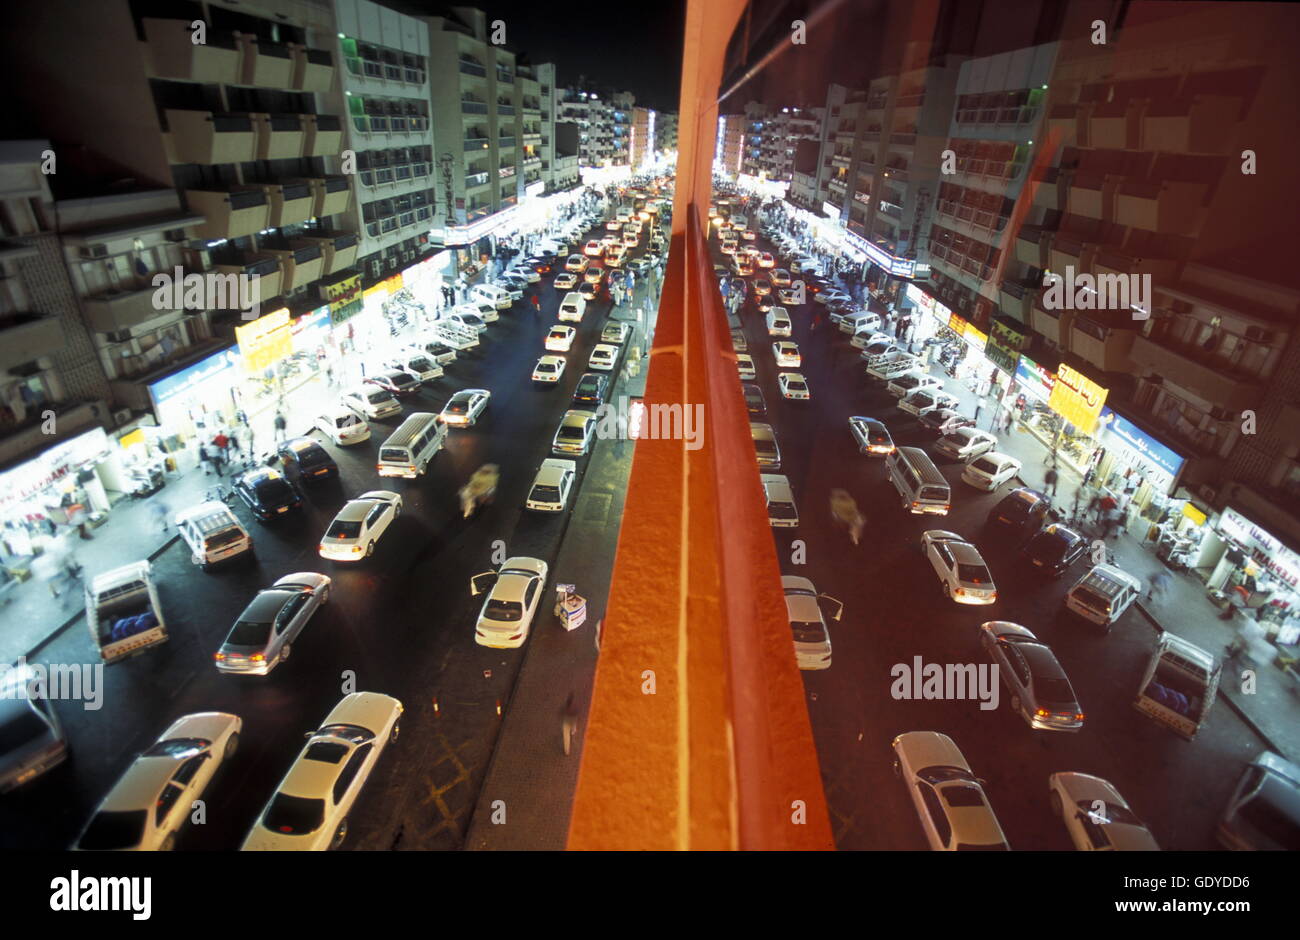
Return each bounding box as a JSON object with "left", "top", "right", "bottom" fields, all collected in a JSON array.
[
  {"left": 990, "top": 591, "right": 997, "bottom": 600},
  {"left": 912, "top": 501, "right": 920, "bottom": 508},
  {"left": 1035, "top": 707, "right": 1050, "bottom": 719},
  {"left": 318, "top": 544, "right": 326, "bottom": 552},
  {"left": 509, "top": 633, "right": 523, "bottom": 640},
  {"left": 953, "top": 587, "right": 965, "bottom": 596},
  {"left": 213, "top": 652, "right": 226, "bottom": 661},
  {"left": 251, "top": 653, "right": 265, "bottom": 662},
  {"left": 1075, "top": 712, "right": 1086, "bottom": 722}
]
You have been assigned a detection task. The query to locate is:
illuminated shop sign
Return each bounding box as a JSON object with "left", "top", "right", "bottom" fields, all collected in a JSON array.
[
  {"left": 1096, "top": 408, "right": 1186, "bottom": 480},
  {"left": 1220, "top": 508, "right": 1300, "bottom": 589},
  {"left": 148, "top": 348, "right": 240, "bottom": 407},
  {"left": 236, "top": 308, "right": 293, "bottom": 373},
  {"left": 845, "top": 230, "right": 916, "bottom": 278},
  {"left": 985, "top": 320, "right": 1026, "bottom": 376},
  {"left": 1014, "top": 355, "right": 1055, "bottom": 403},
  {"left": 1047, "top": 362, "right": 1108, "bottom": 434}
]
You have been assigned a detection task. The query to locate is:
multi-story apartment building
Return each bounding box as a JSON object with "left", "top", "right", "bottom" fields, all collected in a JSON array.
[
  {"left": 630, "top": 107, "right": 654, "bottom": 169},
  {"left": 716, "top": 114, "right": 745, "bottom": 179},
  {"left": 609, "top": 92, "right": 634, "bottom": 166},
  {"left": 655, "top": 112, "right": 679, "bottom": 156},
  {"left": 551, "top": 123, "right": 582, "bottom": 192},
  {"left": 535, "top": 63, "right": 577, "bottom": 194},
  {"left": 753, "top": 107, "right": 821, "bottom": 182},
  {"left": 740, "top": 102, "right": 766, "bottom": 177}
]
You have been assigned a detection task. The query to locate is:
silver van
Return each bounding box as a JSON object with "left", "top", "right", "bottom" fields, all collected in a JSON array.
[
  {"left": 176, "top": 502, "right": 253, "bottom": 569},
  {"left": 377, "top": 412, "right": 447, "bottom": 479},
  {"left": 1065, "top": 564, "right": 1143, "bottom": 630},
  {"left": 886, "top": 446, "right": 950, "bottom": 515}
]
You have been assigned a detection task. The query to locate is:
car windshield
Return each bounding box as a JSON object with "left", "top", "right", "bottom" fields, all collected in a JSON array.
[
  {"left": 770, "top": 502, "right": 798, "bottom": 520},
  {"left": 446, "top": 401, "right": 468, "bottom": 414},
  {"left": 141, "top": 738, "right": 209, "bottom": 759},
  {"left": 409, "top": 357, "right": 432, "bottom": 372},
  {"left": 78, "top": 810, "right": 147, "bottom": 850},
  {"left": 254, "top": 479, "right": 294, "bottom": 502},
  {"left": 227, "top": 619, "right": 273, "bottom": 647},
  {"left": 537, "top": 362, "right": 556, "bottom": 372},
  {"left": 1074, "top": 800, "right": 1143, "bottom": 828},
  {"left": 0, "top": 707, "right": 49, "bottom": 751},
  {"left": 997, "top": 498, "right": 1030, "bottom": 520},
  {"left": 485, "top": 598, "right": 523, "bottom": 622},
  {"left": 262, "top": 793, "right": 325, "bottom": 836},
  {"left": 942, "top": 784, "right": 990, "bottom": 808},
  {"left": 1034, "top": 677, "right": 1077, "bottom": 707},
  {"left": 786, "top": 380, "right": 806, "bottom": 391},
  {"left": 1071, "top": 587, "right": 1110, "bottom": 611},
  {"left": 957, "top": 564, "right": 992, "bottom": 584},
  {"left": 791, "top": 620, "right": 825, "bottom": 643},
  {"left": 531, "top": 485, "right": 561, "bottom": 502},
  {"left": 367, "top": 390, "right": 391, "bottom": 404},
  {"left": 754, "top": 440, "right": 776, "bottom": 455},
  {"left": 326, "top": 519, "right": 362, "bottom": 540},
  {"left": 920, "top": 486, "right": 948, "bottom": 501},
  {"left": 559, "top": 426, "right": 586, "bottom": 440},
  {"left": 206, "top": 528, "right": 245, "bottom": 549}
]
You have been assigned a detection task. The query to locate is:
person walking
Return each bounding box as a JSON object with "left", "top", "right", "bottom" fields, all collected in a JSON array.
[
  {"left": 151, "top": 500, "right": 172, "bottom": 535},
  {"left": 210, "top": 445, "right": 226, "bottom": 478},
  {"left": 1044, "top": 465, "right": 1059, "bottom": 497},
  {"left": 1001, "top": 409, "right": 1014, "bottom": 434},
  {"left": 530, "top": 293, "right": 541, "bottom": 318},
  {"left": 1146, "top": 569, "right": 1172, "bottom": 602},
  {"left": 562, "top": 691, "right": 580, "bottom": 756},
  {"left": 198, "top": 441, "right": 213, "bottom": 475},
  {"left": 972, "top": 398, "right": 984, "bottom": 424},
  {"left": 273, "top": 410, "right": 287, "bottom": 443}
]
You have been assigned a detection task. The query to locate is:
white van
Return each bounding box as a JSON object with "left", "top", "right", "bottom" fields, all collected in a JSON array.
[
  {"left": 841, "top": 311, "right": 882, "bottom": 335},
  {"left": 886, "top": 446, "right": 951, "bottom": 515},
  {"left": 1065, "top": 564, "right": 1143, "bottom": 630},
  {"left": 766, "top": 307, "right": 792, "bottom": 337},
  {"left": 558, "top": 291, "right": 587, "bottom": 323},
  {"left": 377, "top": 412, "right": 447, "bottom": 479},
  {"left": 761, "top": 474, "right": 799, "bottom": 528},
  {"left": 175, "top": 502, "right": 253, "bottom": 569},
  {"left": 470, "top": 284, "right": 513, "bottom": 311}
]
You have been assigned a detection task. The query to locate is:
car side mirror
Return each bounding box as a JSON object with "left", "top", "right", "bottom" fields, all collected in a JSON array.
[{"left": 470, "top": 571, "right": 498, "bottom": 596}]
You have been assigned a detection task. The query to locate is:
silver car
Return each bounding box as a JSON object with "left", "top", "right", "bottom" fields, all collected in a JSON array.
[
  {"left": 0, "top": 664, "right": 67, "bottom": 792},
  {"left": 979, "top": 621, "right": 1084, "bottom": 732},
  {"left": 215, "top": 573, "right": 331, "bottom": 676}
]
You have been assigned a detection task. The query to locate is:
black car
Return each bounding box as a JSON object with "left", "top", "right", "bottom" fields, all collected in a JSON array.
[
  {"left": 572, "top": 372, "right": 609, "bottom": 408},
  {"left": 1020, "top": 523, "right": 1087, "bottom": 577},
  {"left": 232, "top": 467, "right": 304, "bottom": 521},
  {"left": 742, "top": 383, "right": 766, "bottom": 420},
  {"left": 986, "top": 487, "right": 1051, "bottom": 538},
  {"left": 276, "top": 437, "right": 338, "bottom": 482},
  {"left": 524, "top": 255, "right": 553, "bottom": 274}
]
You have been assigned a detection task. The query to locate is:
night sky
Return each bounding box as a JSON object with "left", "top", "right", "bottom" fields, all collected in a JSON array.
[{"left": 397, "top": 1, "right": 688, "bottom": 111}]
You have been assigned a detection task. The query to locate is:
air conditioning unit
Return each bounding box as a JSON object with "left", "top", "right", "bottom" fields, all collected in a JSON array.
[
  {"left": 80, "top": 244, "right": 109, "bottom": 260},
  {"left": 368, "top": 259, "right": 383, "bottom": 277},
  {"left": 112, "top": 408, "right": 133, "bottom": 427},
  {"left": 401, "top": 249, "right": 414, "bottom": 263},
  {"left": 164, "top": 229, "right": 188, "bottom": 243}
]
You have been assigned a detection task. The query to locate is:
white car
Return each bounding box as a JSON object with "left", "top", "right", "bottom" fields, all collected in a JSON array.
[
  {"left": 558, "top": 291, "right": 587, "bottom": 323},
  {"left": 215, "top": 572, "right": 331, "bottom": 676},
  {"left": 934, "top": 426, "right": 998, "bottom": 461},
  {"left": 899, "top": 389, "right": 960, "bottom": 418},
  {"left": 921, "top": 530, "right": 997, "bottom": 604},
  {"left": 771, "top": 341, "right": 800, "bottom": 368},
  {"left": 962, "top": 452, "right": 1022, "bottom": 491},
  {"left": 892, "top": 731, "right": 1010, "bottom": 851},
  {"left": 584, "top": 239, "right": 603, "bottom": 257},
  {"left": 554, "top": 271, "right": 579, "bottom": 290},
  {"left": 565, "top": 253, "right": 589, "bottom": 273},
  {"left": 605, "top": 219, "right": 622, "bottom": 231},
  {"left": 849, "top": 416, "right": 895, "bottom": 456},
  {"left": 761, "top": 473, "right": 799, "bottom": 528},
  {"left": 602, "top": 322, "right": 630, "bottom": 345},
  {"left": 446, "top": 311, "right": 486, "bottom": 334},
  {"left": 605, "top": 245, "right": 627, "bottom": 267},
  {"left": 886, "top": 371, "right": 941, "bottom": 399},
  {"left": 470, "top": 557, "right": 550, "bottom": 649},
  {"left": 766, "top": 309, "right": 792, "bottom": 337},
  {"left": 756, "top": 251, "right": 775, "bottom": 268},
  {"left": 314, "top": 406, "right": 371, "bottom": 446},
  {"left": 439, "top": 388, "right": 490, "bottom": 426},
  {"left": 526, "top": 458, "right": 577, "bottom": 512},
  {"left": 319, "top": 491, "right": 401, "bottom": 562},
  {"left": 532, "top": 355, "right": 566, "bottom": 384},
  {"left": 242, "top": 692, "right": 402, "bottom": 851},
  {"left": 384, "top": 353, "right": 442, "bottom": 383},
  {"left": 342, "top": 386, "right": 401, "bottom": 421},
  {"left": 1049, "top": 772, "right": 1160, "bottom": 851},
  {"left": 736, "top": 354, "right": 757, "bottom": 381},
  {"left": 622, "top": 232, "right": 639, "bottom": 248},
  {"left": 770, "top": 268, "right": 792, "bottom": 287},
  {"left": 852, "top": 330, "right": 893, "bottom": 351},
  {"left": 546, "top": 325, "right": 577, "bottom": 352},
  {"left": 778, "top": 372, "right": 810, "bottom": 400},
  {"left": 751, "top": 422, "right": 781, "bottom": 469},
  {"left": 553, "top": 409, "right": 597, "bottom": 455},
  {"left": 588, "top": 344, "right": 619, "bottom": 372},
  {"left": 783, "top": 576, "right": 841, "bottom": 671},
  {"left": 75, "top": 712, "right": 242, "bottom": 851}
]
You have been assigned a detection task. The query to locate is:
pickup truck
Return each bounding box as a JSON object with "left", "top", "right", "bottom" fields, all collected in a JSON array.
[
  {"left": 1133, "top": 632, "right": 1221, "bottom": 740},
  {"left": 866, "top": 353, "right": 920, "bottom": 381},
  {"left": 431, "top": 321, "right": 479, "bottom": 350},
  {"left": 86, "top": 561, "right": 167, "bottom": 664}
]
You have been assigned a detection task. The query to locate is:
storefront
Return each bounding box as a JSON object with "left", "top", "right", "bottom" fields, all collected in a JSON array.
[
  {"left": 1208, "top": 508, "right": 1300, "bottom": 647},
  {"left": 146, "top": 346, "right": 243, "bottom": 450}
]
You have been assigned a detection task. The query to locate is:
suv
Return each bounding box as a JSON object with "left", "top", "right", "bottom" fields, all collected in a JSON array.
[{"left": 1021, "top": 524, "right": 1088, "bottom": 578}]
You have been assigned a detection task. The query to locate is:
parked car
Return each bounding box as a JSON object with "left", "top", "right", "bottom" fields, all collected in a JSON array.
[
  {"left": 736, "top": 354, "right": 757, "bottom": 381},
  {"left": 1020, "top": 524, "right": 1088, "bottom": 577},
  {"left": 318, "top": 491, "right": 402, "bottom": 562},
  {"left": 962, "top": 452, "right": 1021, "bottom": 491},
  {"left": 1218, "top": 750, "right": 1300, "bottom": 850},
  {"left": 232, "top": 467, "right": 304, "bottom": 522},
  {"left": 743, "top": 384, "right": 767, "bottom": 419},
  {"left": 919, "top": 407, "right": 975, "bottom": 436},
  {"left": 891, "top": 731, "right": 1010, "bottom": 851},
  {"left": 384, "top": 353, "right": 442, "bottom": 383},
  {"left": 986, "top": 487, "right": 1050, "bottom": 538},
  {"left": 782, "top": 576, "right": 842, "bottom": 671},
  {"left": 313, "top": 407, "right": 371, "bottom": 446},
  {"left": 921, "top": 530, "right": 997, "bottom": 605},
  {"left": 469, "top": 557, "right": 551, "bottom": 649},
  {"left": 899, "top": 389, "right": 960, "bottom": 418},
  {"left": 978, "top": 622, "right": 1083, "bottom": 731},
  {"left": 886, "top": 371, "right": 941, "bottom": 399},
  {"left": 242, "top": 693, "right": 402, "bottom": 850},
  {"left": 341, "top": 386, "right": 401, "bottom": 421},
  {"left": 934, "top": 427, "right": 998, "bottom": 461},
  {"left": 276, "top": 437, "right": 338, "bottom": 483},
  {"left": 771, "top": 341, "right": 801, "bottom": 368},
  {"left": 849, "top": 416, "right": 895, "bottom": 456},
  {"left": 1049, "top": 772, "right": 1160, "bottom": 851},
  {"left": 75, "top": 712, "right": 240, "bottom": 851},
  {"left": 602, "top": 321, "right": 630, "bottom": 345},
  {"left": 526, "top": 460, "right": 577, "bottom": 513},
  {"left": 777, "top": 372, "right": 810, "bottom": 401},
  {"left": 553, "top": 410, "right": 597, "bottom": 455},
  {"left": 751, "top": 422, "right": 781, "bottom": 469},
  {"left": 439, "top": 388, "right": 491, "bottom": 427},
  {"left": 588, "top": 344, "right": 619, "bottom": 372},
  {"left": 572, "top": 372, "right": 608, "bottom": 408},
  {"left": 532, "top": 355, "right": 566, "bottom": 384},
  {"left": 0, "top": 664, "right": 67, "bottom": 793},
  {"left": 215, "top": 573, "right": 331, "bottom": 676}
]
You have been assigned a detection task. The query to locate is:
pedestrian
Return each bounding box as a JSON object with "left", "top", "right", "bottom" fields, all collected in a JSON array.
[
  {"left": 972, "top": 399, "right": 983, "bottom": 424},
  {"left": 1001, "top": 409, "right": 1014, "bottom": 434},
  {"left": 562, "top": 692, "right": 580, "bottom": 756},
  {"left": 211, "top": 447, "right": 226, "bottom": 478},
  {"left": 1146, "top": 569, "right": 1171, "bottom": 601},
  {"left": 273, "top": 411, "right": 287, "bottom": 443},
  {"left": 198, "top": 441, "right": 213, "bottom": 475},
  {"left": 31, "top": 546, "right": 63, "bottom": 598},
  {"left": 1102, "top": 507, "right": 1122, "bottom": 540},
  {"left": 212, "top": 430, "right": 229, "bottom": 461},
  {"left": 152, "top": 500, "right": 171, "bottom": 534},
  {"left": 1044, "top": 465, "right": 1059, "bottom": 497}
]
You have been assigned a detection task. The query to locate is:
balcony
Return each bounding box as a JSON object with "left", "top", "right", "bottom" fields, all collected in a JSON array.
[
  {"left": 236, "top": 35, "right": 293, "bottom": 88},
  {"left": 459, "top": 59, "right": 487, "bottom": 78},
  {"left": 83, "top": 283, "right": 180, "bottom": 333},
  {"left": 461, "top": 100, "right": 489, "bottom": 115},
  {"left": 1015, "top": 224, "right": 1047, "bottom": 267},
  {"left": 306, "top": 176, "right": 351, "bottom": 217},
  {"left": 465, "top": 171, "right": 490, "bottom": 190},
  {"left": 303, "top": 114, "right": 343, "bottom": 157},
  {"left": 523, "top": 132, "right": 542, "bottom": 145},
  {"left": 998, "top": 280, "right": 1032, "bottom": 323},
  {"left": 880, "top": 166, "right": 908, "bottom": 182},
  {"left": 830, "top": 153, "right": 850, "bottom": 168},
  {"left": 290, "top": 46, "right": 334, "bottom": 93},
  {"left": 499, "top": 136, "right": 517, "bottom": 149},
  {"left": 1142, "top": 97, "right": 1241, "bottom": 155},
  {"left": 0, "top": 314, "right": 64, "bottom": 371},
  {"left": 237, "top": 181, "right": 313, "bottom": 228},
  {"left": 828, "top": 178, "right": 846, "bottom": 192},
  {"left": 1049, "top": 233, "right": 1095, "bottom": 275},
  {"left": 1088, "top": 104, "right": 1129, "bottom": 150},
  {"left": 1030, "top": 166, "right": 1064, "bottom": 212},
  {"left": 1030, "top": 298, "right": 1072, "bottom": 347},
  {"left": 1093, "top": 249, "right": 1179, "bottom": 290},
  {"left": 253, "top": 113, "right": 305, "bottom": 160},
  {"left": 1067, "top": 177, "right": 1106, "bottom": 220},
  {"left": 164, "top": 110, "right": 256, "bottom": 165},
  {"left": 186, "top": 188, "right": 269, "bottom": 240},
  {"left": 214, "top": 256, "right": 282, "bottom": 308},
  {"left": 1115, "top": 180, "right": 1204, "bottom": 234},
  {"left": 262, "top": 243, "right": 324, "bottom": 291},
  {"left": 464, "top": 136, "right": 490, "bottom": 152},
  {"left": 1129, "top": 334, "right": 1264, "bottom": 411},
  {"left": 890, "top": 132, "right": 917, "bottom": 147},
  {"left": 1069, "top": 318, "right": 1136, "bottom": 373},
  {"left": 498, "top": 105, "right": 516, "bottom": 116},
  {"left": 1047, "top": 104, "right": 1081, "bottom": 143},
  {"left": 144, "top": 19, "right": 241, "bottom": 84}
]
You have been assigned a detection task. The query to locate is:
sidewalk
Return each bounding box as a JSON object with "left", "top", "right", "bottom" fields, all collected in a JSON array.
[
  {"left": 463, "top": 275, "right": 656, "bottom": 850},
  {"left": 915, "top": 351, "right": 1299, "bottom": 761}
]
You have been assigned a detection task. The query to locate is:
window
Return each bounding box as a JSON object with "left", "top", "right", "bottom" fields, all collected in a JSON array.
[
  {"left": 332, "top": 743, "right": 373, "bottom": 805},
  {"left": 155, "top": 782, "right": 185, "bottom": 827},
  {"left": 917, "top": 783, "right": 951, "bottom": 847}
]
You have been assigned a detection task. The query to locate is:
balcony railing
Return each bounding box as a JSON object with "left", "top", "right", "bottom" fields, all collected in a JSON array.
[
  {"left": 459, "top": 60, "right": 487, "bottom": 77},
  {"left": 465, "top": 172, "right": 490, "bottom": 188},
  {"left": 461, "top": 101, "right": 489, "bottom": 114}
]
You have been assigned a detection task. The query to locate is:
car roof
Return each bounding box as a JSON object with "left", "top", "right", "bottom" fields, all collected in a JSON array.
[
  {"left": 562, "top": 410, "right": 595, "bottom": 425},
  {"left": 238, "top": 589, "right": 295, "bottom": 623},
  {"left": 336, "top": 498, "right": 379, "bottom": 521},
  {"left": 948, "top": 541, "right": 986, "bottom": 565},
  {"left": 536, "top": 459, "right": 576, "bottom": 484},
  {"left": 1017, "top": 641, "right": 1069, "bottom": 681}
]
